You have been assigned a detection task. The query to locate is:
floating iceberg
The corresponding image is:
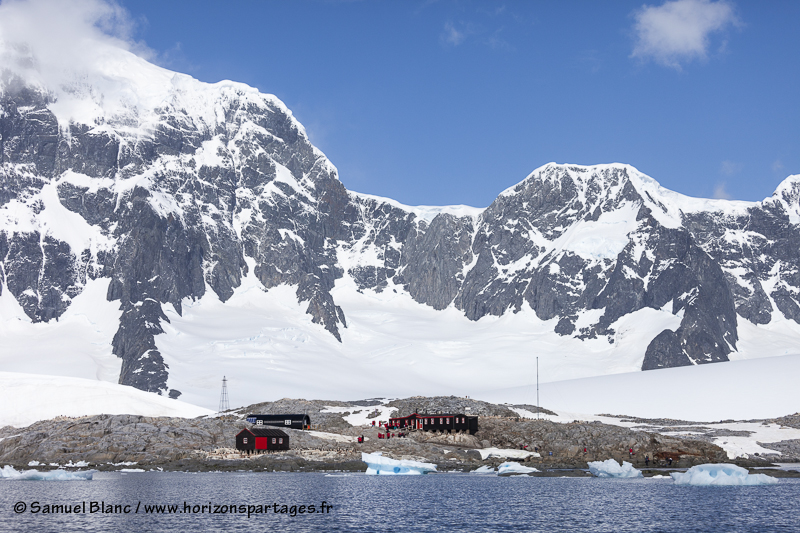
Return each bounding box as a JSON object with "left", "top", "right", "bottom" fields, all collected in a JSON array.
[
  {"left": 588, "top": 459, "right": 642, "bottom": 478},
  {"left": 497, "top": 462, "right": 540, "bottom": 475},
  {"left": 1, "top": 465, "right": 95, "bottom": 480},
  {"left": 671, "top": 464, "right": 778, "bottom": 486},
  {"left": 362, "top": 452, "right": 437, "bottom": 475},
  {"left": 471, "top": 465, "right": 496, "bottom": 474}
]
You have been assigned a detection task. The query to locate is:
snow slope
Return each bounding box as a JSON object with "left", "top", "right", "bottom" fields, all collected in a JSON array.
[
  {"left": 149, "top": 257, "right": 684, "bottom": 409},
  {"left": 0, "top": 372, "right": 213, "bottom": 428},
  {"left": 0, "top": 278, "right": 121, "bottom": 382},
  {"left": 3, "top": 251, "right": 799, "bottom": 416},
  {"left": 482, "top": 354, "right": 800, "bottom": 421}
]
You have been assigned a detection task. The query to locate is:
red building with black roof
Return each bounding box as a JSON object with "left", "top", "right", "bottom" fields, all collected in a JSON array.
[
  {"left": 389, "top": 413, "right": 478, "bottom": 435},
  {"left": 235, "top": 428, "right": 290, "bottom": 453}
]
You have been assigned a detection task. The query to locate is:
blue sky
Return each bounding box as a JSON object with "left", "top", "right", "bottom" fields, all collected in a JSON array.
[{"left": 115, "top": 1, "right": 800, "bottom": 206}]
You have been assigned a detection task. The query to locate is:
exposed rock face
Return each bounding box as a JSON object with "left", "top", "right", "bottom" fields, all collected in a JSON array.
[
  {"left": 474, "top": 417, "right": 728, "bottom": 467},
  {"left": 0, "top": 410, "right": 729, "bottom": 470},
  {"left": 2, "top": 53, "right": 800, "bottom": 393}
]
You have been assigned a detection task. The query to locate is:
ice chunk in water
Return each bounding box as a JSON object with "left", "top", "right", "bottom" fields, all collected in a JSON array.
[
  {"left": 588, "top": 459, "right": 642, "bottom": 478},
  {"left": 671, "top": 464, "right": 778, "bottom": 486},
  {"left": 362, "top": 452, "right": 437, "bottom": 475},
  {"left": 1, "top": 465, "right": 95, "bottom": 480},
  {"left": 471, "top": 465, "right": 496, "bottom": 474},
  {"left": 497, "top": 462, "right": 540, "bottom": 475}
]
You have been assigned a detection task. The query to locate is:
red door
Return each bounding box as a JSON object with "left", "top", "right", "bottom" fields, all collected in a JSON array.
[{"left": 255, "top": 437, "right": 268, "bottom": 450}]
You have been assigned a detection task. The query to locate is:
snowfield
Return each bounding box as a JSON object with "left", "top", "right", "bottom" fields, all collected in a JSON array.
[
  {"left": 0, "top": 372, "right": 213, "bottom": 428},
  {"left": 482, "top": 353, "right": 800, "bottom": 422}
]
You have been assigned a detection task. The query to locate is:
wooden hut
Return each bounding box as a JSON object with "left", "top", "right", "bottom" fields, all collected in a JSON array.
[
  {"left": 236, "top": 428, "right": 290, "bottom": 453},
  {"left": 389, "top": 413, "right": 478, "bottom": 435},
  {"left": 245, "top": 414, "right": 311, "bottom": 430}
]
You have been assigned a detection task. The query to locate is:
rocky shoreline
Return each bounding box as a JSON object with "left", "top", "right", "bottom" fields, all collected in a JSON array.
[{"left": 1, "top": 397, "right": 798, "bottom": 476}]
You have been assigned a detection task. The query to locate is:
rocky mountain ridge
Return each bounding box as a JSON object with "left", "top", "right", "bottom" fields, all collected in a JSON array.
[{"left": 1, "top": 47, "right": 800, "bottom": 395}]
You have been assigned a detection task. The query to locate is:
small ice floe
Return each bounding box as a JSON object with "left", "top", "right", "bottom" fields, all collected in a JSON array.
[
  {"left": 362, "top": 452, "right": 437, "bottom": 475},
  {"left": 496, "top": 462, "right": 540, "bottom": 476},
  {"left": 1, "top": 465, "right": 95, "bottom": 481},
  {"left": 27, "top": 461, "right": 40, "bottom": 467},
  {"left": 64, "top": 461, "right": 90, "bottom": 468},
  {"left": 671, "top": 464, "right": 778, "bottom": 486},
  {"left": 119, "top": 468, "right": 146, "bottom": 473},
  {"left": 470, "top": 465, "right": 496, "bottom": 474},
  {"left": 588, "top": 459, "right": 642, "bottom": 478}
]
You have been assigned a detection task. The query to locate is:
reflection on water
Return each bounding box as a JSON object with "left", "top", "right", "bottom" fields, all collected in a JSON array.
[{"left": 1, "top": 471, "right": 797, "bottom": 532}]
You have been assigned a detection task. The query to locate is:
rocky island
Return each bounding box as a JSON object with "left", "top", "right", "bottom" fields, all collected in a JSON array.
[{"left": 2, "top": 397, "right": 798, "bottom": 478}]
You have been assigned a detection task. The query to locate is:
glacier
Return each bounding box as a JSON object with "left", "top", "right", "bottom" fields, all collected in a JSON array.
[
  {"left": 670, "top": 464, "right": 778, "bottom": 486},
  {"left": 588, "top": 459, "right": 642, "bottom": 478},
  {"left": 361, "top": 452, "right": 437, "bottom": 475}
]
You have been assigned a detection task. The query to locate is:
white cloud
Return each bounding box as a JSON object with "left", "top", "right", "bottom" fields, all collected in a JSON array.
[
  {"left": 442, "top": 21, "right": 467, "bottom": 46},
  {"left": 0, "top": 0, "right": 151, "bottom": 88},
  {"left": 772, "top": 160, "right": 785, "bottom": 173},
  {"left": 712, "top": 182, "right": 732, "bottom": 200},
  {"left": 631, "top": 0, "right": 740, "bottom": 69}
]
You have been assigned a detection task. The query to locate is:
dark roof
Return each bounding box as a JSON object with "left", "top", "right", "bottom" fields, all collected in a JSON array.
[
  {"left": 237, "top": 428, "right": 290, "bottom": 438},
  {"left": 246, "top": 414, "right": 310, "bottom": 421},
  {"left": 390, "top": 413, "right": 475, "bottom": 419}
]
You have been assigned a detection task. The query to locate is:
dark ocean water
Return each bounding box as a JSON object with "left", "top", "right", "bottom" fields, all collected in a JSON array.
[{"left": 1, "top": 471, "right": 798, "bottom": 532}]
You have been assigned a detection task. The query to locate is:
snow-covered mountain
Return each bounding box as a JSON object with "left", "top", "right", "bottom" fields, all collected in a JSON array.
[{"left": 2, "top": 43, "right": 800, "bottom": 406}]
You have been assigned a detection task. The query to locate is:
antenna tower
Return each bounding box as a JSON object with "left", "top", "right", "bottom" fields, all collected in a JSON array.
[
  {"left": 536, "top": 357, "right": 540, "bottom": 421},
  {"left": 218, "top": 376, "right": 230, "bottom": 414}
]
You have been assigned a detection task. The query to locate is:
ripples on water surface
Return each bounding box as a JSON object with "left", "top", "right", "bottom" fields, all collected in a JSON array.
[{"left": 1, "top": 472, "right": 798, "bottom": 532}]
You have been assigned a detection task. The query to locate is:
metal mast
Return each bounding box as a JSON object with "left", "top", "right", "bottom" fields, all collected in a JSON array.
[
  {"left": 218, "top": 376, "right": 230, "bottom": 414},
  {"left": 536, "top": 357, "right": 539, "bottom": 420}
]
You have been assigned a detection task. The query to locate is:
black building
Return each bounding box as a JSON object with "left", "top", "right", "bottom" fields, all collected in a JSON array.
[
  {"left": 245, "top": 414, "right": 311, "bottom": 430},
  {"left": 236, "top": 428, "right": 290, "bottom": 453},
  {"left": 389, "top": 413, "right": 478, "bottom": 435}
]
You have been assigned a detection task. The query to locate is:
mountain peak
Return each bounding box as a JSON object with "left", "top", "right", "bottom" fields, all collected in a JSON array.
[{"left": 2, "top": 33, "right": 800, "bottom": 402}]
